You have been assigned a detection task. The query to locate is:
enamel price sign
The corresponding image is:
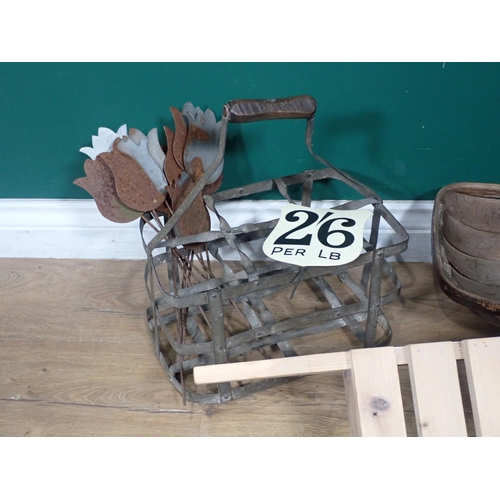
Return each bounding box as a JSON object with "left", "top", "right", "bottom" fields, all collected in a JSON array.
[{"left": 263, "top": 204, "right": 372, "bottom": 266}]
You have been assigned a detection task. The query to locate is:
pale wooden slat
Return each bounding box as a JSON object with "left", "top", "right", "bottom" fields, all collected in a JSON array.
[
  {"left": 462, "top": 337, "right": 500, "bottom": 437},
  {"left": 345, "top": 346, "right": 406, "bottom": 437},
  {"left": 194, "top": 345, "right": 404, "bottom": 386},
  {"left": 193, "top": 342, "right": 465, "bottom": 385},
  {"left": 407, "top": 341, "right": 467, "bottom": 437},
  {"left": 193, "top": 351, "right": 350, "bottom": 385},
  {"left": 395, "top": 341, "right": 463, "bottom": 366},
  {"left": 343, "top": 369, "right": 362, "bottom": 437}
]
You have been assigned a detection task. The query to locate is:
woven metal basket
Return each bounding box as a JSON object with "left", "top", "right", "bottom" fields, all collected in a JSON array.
[{"left": 140, "top": 96, "right": 409, "bottom": 403}]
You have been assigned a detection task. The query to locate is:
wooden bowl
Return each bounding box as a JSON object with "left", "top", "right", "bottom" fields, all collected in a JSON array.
[{"left": 432, "top": 182, "right": 500, "bottom": 326}]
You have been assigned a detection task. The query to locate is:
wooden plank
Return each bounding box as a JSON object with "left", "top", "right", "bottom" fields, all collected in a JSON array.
[
  {"left": 0, "top": 260, "right": 489, "bottom": 437},
  {"left": 194, "top": 351, "right": 350, "bottom": 385},
  {"left": 442, "top": 208, "right": 500, "bottom": 261},
  {"left": 345, "top": 346, "right": 406, "bottom": 437},
  {"left": 0, "top": 400, "right": 204, "bottom": 437},
  {"left": 193, "top": 346, "right": 412, "bottom": 385},
  {"left": 0, "top": 339, "right": 193, "bottom": 412},
  {"left": 198, "top": 373, "right": 350, "bottom": 437},
  {"left": 442, "top": 184, "right": 500, "bottom": 233},
  {"left": 450, "top": 265, "right": 500, "bottom": 302},
  {"left": 343, "top": 369, "right": 362, "bottom": 436},
  {"left": 193, "top": 342, "right": 465, "bottom": 385},
  {"left": 442, "top": 236, "right": 500, "bottom": 287},
  {"left": 407, "top": 342, "right": 467, "bottom": 437},
  {"left": 0, "top": 338, "right": 351, "bottom": 437},
  {"left": 462, "top": 337, "right": 500, "bottom": 437},
  {"left": 0, "top": 259, "right": 150, "bottom": 343}
]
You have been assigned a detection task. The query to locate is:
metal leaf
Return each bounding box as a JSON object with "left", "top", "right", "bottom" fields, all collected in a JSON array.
[
  {"left": 170, "top": 176, "right": 211, "bottom": 240},
  {"left": 100, "top": 140, "right": 166, "bottom": 212},
  {"left": 163, "top": 126, "right": 184, "bottom": 187},
  {"left": 74, "top": 157, "right": 142, "bottom": 223},
  {"left": 170, "top": 106, "right": 188, "bottom": 170}
]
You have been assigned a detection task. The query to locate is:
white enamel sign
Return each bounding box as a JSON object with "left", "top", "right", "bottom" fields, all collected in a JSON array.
[{"left": 263, "top": 205, "right": 372, "bottom": 266}]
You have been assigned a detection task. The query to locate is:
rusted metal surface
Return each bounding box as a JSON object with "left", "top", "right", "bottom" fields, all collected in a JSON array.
[
  {"left": 433, "top": 182, "right": 500, "bottom": 326},
  {"left": 183, "top": 104, "right": 224, "bottom": 184},
  {"left": 100, "top": 141, "right": 166, "bottom": 212},
  {"left": 163, "top": 126, "right": 184, "bottom": 188},
  {"left": 75, "top": 138, "right": 166, "bottom": 216},
  {"left": 170, "top": 106, "right": 188, "bottom": 170},
  {"left": 115, "top": 132, "right": 167, "bottom": 194},
  {"left": 224, "top": 95, "right": 317, "bottom": 123},
  {"left": 141, "top": 96, "right": 409, "bottom": 404},
  {"left": 74, "top": 157, "right": 143, "bottom": 223},
  {"left": 170, "top": 177, "right": 211, "bottom": 243}
]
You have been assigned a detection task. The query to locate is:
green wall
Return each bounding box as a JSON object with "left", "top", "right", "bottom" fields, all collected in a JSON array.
[{"left": 1, "top": 62, "right": 499, "bottom": 200}]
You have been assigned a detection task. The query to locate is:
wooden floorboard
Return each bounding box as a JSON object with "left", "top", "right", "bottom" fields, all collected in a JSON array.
[{"left": 1, "top": 258, "right": 498, "bottom": 436}]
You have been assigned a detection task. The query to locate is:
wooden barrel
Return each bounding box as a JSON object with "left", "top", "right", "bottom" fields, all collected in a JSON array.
[{"left": 433, "top": 183, "right": 500, "bottom": 326}]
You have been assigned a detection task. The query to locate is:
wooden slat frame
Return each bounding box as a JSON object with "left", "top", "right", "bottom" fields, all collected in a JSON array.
[{"left": 193, "top": 337, "right": 500, "bottom": 437}]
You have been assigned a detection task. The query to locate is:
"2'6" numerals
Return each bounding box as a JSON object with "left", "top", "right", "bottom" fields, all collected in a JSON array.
[{"left": 274, "top": 209, "right": 356, "bottom": 249}]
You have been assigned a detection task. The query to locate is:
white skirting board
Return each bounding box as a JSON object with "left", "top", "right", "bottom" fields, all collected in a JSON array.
[{"left": 0, "top": 199, "right": 433, "bottom": 262}]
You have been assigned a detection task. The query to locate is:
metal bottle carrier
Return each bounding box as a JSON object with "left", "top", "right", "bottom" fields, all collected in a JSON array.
[{"left": 140, "top": 96, "right": 409, "bottom": 404}]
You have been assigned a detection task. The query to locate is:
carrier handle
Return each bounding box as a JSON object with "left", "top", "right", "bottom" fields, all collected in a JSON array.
[{"left": 223, "top": 95, "right": 316, "bottom": 123}]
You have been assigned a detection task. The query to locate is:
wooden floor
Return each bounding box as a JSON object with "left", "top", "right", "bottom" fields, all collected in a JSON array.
[{"left": 1, "top": 258, "right": 498, "bottom": 437}]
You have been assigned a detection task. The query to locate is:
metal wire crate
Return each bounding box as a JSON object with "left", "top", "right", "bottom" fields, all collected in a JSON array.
[{"left": 140, "top": 96, "right": 409, "bottom": 404}]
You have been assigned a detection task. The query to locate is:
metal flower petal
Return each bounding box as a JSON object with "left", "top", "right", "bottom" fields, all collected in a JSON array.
[
  {"left": 116, "top": 129, "right": 167, "bottom": 194},
  {"left": 80, "top": 124, "right": 128, "bottom": 160},
  {"left": 100, "top": 138, "right": 166, "bottom": 212},
  {"left": 74, "top": 157, "right": 143, "bottom": 223},
  {"left": 182, "top": 104, "right": 224, "bottom": 184}
]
